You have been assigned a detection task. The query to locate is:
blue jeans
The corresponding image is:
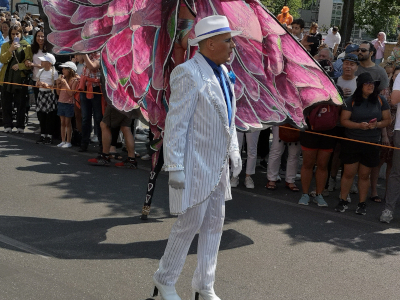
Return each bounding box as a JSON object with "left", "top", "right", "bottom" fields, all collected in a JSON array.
[{"left": 80, "top": 89, "right": 102, "bottom": 147}]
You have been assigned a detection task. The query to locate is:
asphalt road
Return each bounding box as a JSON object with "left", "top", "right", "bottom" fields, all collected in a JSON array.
[{"left": 1, "top": 125, "right": 400, "bottom": 300}]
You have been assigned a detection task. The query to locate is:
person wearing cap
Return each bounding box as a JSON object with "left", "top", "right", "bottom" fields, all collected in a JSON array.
[
  {"left": 277, "top": 6, "right": 293, "bottom": 26},
  {"left": 335, "top": 72, "right": 391, "bottom": 215},
  {"left": 336, "top": 53, "right": 359, "bottom": 99},
  {"left": 35, "top": 52, "right": 58, "bottom": 144},
  {"left": 0, "top": 24, "right": 32, "bottom": 133},
  {"left": 152, "top": 15, "right": 241, "bottom": 300},
  {"left": 55, "top": 61, "right": 80, "bottom": 148},
  {"left": 333, "top": 43, "right": 359, "bottom": 78}
]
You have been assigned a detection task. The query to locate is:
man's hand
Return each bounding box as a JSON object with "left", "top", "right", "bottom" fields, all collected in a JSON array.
[
  {"left": 230, "top": 151, "right": 242, "bottom": 178},
  {"left": 168, "top": 170, "right": 185, "bottom": 189}
]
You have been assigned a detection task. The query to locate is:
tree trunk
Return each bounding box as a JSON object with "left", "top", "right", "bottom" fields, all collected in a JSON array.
[{"left": 339, "top": 0, "right": 355, "bottom": 46}]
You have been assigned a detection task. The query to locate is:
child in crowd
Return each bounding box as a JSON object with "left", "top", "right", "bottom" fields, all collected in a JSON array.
[
  {"left": 35, "top": 53, "right": 58, "bottom": 145},
  {"left": 55, "top": 61, "right": 80, "bottom": 148}
]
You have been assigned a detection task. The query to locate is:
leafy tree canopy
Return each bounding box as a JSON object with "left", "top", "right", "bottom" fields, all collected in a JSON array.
[{"left": 259, "top": 0, "right": 303, "bottom": 19}]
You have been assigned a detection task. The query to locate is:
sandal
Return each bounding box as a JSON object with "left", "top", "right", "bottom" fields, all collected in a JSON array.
[
  {"left": 370, "top": 195, "right": 382, "bottom": 203},
  {"left": 109, "top": 152, "right": 124, "bottom": 161},
  {"left": 266, "top": 181, "right": 277, "bottom": 190},
  {"left": 285, "top": 182, "right": 299, "bottom": 192}
]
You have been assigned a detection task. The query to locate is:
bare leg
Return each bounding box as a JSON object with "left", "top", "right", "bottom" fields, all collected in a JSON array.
[
  {"left": 300, "top": 149, "right": 318, "bottom": 194},
  {"left": 358, "top": 164, "right": 372, "bottom": 203},
  {"left": 121, "top": 126, "right": 135, "bottom": 158},
  {"left": 60, "top": 116, "right": 66, "bottom": 142},
  {"left": 65, "top": 117, "right": 72, "bottom": 143},
  {"left": 100, "top": 121, "right": 111, "bottom": 154},
  {"left": 315, "top": 150, "right": 332, "bottom": 194},
  {"left": 340, "top": 162, "right": 359, "bottom": 200}
]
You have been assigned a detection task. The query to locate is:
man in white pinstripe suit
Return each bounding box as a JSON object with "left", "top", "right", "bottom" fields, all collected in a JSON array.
[{"left": 151, "top": 16, "right": 243, "bottom": 300}]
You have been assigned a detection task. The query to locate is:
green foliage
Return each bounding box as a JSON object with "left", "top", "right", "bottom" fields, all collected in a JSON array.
[
  {"left": 259, "top": 0, "right": 303, "bottom": 19},
  {"left": 354, "top": 0, "right": 400, "bottom": 37}
]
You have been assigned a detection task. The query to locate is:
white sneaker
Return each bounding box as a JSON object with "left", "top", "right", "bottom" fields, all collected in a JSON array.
[
  {"left": 57, "top": 142, "right": 66, "bottom": 147},
  {"left": 135, "top": 134, "right": 149, "bottom": 141},
  {"left": 141, "top": 154, "right": 151, "bottom": 161},
  {"left": 244, "top": 176, "right": 255, "bottom": 189},
  {"left": 347, "top": 194, "right": 351, "bottom": 203},
  {"left": 327, "top": 177, "right": 336, "bottom": 191},
  {"left": 91, "top": 135, "right": 99, "bottom": 143},
  {"left": 62, "top": 142, "right": 72, "bottom": 148},
  {"left": 4, "top": 127, "right": 11, "bottom": 133},
  {"left": 230, "top": 176, "right": 239, "bottom": 188},
  {"left": 350, "top": 182, "right": 358, "bottom": 194},
  {"left": 16, "top": 128, "right": 24, "bottom": 134}
]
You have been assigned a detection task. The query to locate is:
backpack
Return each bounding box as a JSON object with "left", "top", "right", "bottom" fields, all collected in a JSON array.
[
  {"left": 308, "top": 104, "right": 341, "bottom": 131},
  {"left": 279, "top": 124, "right": 300, "bottom": 143}
]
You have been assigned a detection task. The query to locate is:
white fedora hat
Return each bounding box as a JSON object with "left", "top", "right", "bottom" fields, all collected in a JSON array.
[{"left": 188, "top": 15, "right": 242, "bottom": 46}]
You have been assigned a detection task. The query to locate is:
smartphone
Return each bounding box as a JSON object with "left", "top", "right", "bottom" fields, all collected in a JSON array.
[
  {"left": 369, "top": 118, "right": 377, "bottom": 123},
  {"left": 13, "top": 36, "right": 19, "bottom": 43}
]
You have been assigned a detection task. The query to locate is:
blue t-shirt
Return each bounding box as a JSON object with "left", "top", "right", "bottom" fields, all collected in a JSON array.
[{"left": 343, "top": 95, "right": 389, "bottom": 142}]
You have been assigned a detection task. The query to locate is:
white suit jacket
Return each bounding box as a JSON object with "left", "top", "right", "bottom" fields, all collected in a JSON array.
[{"left": 163, "top": 52, "right": 239, "bottom": 215}]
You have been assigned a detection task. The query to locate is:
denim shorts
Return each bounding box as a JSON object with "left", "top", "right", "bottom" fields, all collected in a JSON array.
[{"left": 57, "top": 102, "right": 75, "bottom": 118}]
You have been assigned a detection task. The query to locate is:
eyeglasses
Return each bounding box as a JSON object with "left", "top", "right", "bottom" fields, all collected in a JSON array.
[
  {"left": 357, "top": 48, "right": 369, "bottom": 53},
  {"left": 363, "top": 82, "right": 375, "bottom": 86}
]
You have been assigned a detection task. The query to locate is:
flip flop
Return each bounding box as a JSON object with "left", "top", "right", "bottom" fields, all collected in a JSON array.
[
  {"left": 266, "top": 181, "right": 277, "bottom": 190},
  {"left": 285, "top": 182, "right": 300, "bottom": 192},
  {"left": 109, "top": 152, "right": 124, "bottom": 161},
  {"left": 370, "top": 195, "right": 382, "bottom": 203}
]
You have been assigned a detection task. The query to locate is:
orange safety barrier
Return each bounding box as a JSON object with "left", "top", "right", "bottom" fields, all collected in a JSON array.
[
  {"left": 279, "top": 125, "right": 400, "bottom": 150},
  {"left": 0, "top": 81, "right": 103, "bottom": 95}
]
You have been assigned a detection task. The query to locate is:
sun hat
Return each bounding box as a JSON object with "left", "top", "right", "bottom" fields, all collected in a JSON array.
[
  {"left": 38, "top": 53, "right": 56, "bottom": 65},
  {"left": 342, "top": 53, "right": 359, "bottom": 65},
  {"left": 59, "top": 61, "right": 77, "bottom": 72},
  {"left": 188, "top": 15, "right": 242, "bottom": 46},
  {"left": 281, "top": 6, "right": 290, "bottom": 13},
  {"left": 356, "top": 72, "right": 378, "bottom": 88}
]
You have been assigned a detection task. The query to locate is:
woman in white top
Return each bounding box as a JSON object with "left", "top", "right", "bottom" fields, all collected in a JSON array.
[
  {"left": 372, "top": 32, "right": 386, "bottom": 65},
  {"left": 1, "top": 21, "right": 9, "bottom": 42}
]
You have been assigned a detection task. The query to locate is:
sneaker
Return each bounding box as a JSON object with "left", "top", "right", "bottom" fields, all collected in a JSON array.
[
  {"left": 355, "top": 202, "right": 367, "bottom": 215},
  {"left": 62, "top": 142, "right": 72, "bottom": 148},
  {"left": 141, "top": 153, "right": 151, "bottom": 161},
  {"left": 91, "top": 135, "right": 99, "bottom": 143},
  {"left": 3, "top": 127, "right": 11, "bottom": 133},
  {"left": 327, "top": 176, "right": 336, "bottom": 192},
  {"left": 115, "top": 157, "right": 138, "bottom": 169},
  {"left": 36, "top": 136, "right": 45, "bottom": 144},
  {"left": 313, "top": 194, "right": 328, "bottom": 207},
  {"left": 230, "top": 176, "right": 239, "bottom": 188},
  {"left": 380, "top": 209, "right": 393, "bottom": 223},
  {"left": 322, "top": 189, "right": 329, "bottom": 197},
  {"left": 335, "top": 199, "right": 349, "bottom": 212},
  {"left": 43, "top": 137, "right": 52, "bottom": 145},
  {"left": 135, "top": 134, "right": 149, "bottom": 141},
  {"left": 57, "top": 142, "right": 66, "bottom": 147},
  {"left": 88, "top": 154, "right": 110, "bottom": 166},
  {"left": 259, "top": 159, "right": 268, "bottom": 169},
  {"left": 244, "top": 176, "right": 255, "bottom": 189},
  {"left": 350, "top": 182, "right": 358, "bottom": 194},
  {"left": 16, "top": 128, "right": 24, "bottom": 134},
  {"left": 298, "top": 194, "right": 310, "bottom": 205},
  {"left": 346, "top": 194, "right": 351, "bottom": 203}
]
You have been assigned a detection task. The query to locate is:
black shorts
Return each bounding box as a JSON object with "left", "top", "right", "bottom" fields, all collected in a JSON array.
[
  {"left": 102, "top": 106, "right": 132, "bottom": 128},
  {"left": 339, "top": 139, "right": 381, "bottom": 168},
  {"left": 300, "top": 128, "right": 337, "bottom": 151}
]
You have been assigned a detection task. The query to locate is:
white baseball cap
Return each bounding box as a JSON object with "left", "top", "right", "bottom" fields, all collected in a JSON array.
[
  {"left": 38, "top": 53, "right": 56, "bottom": 65},
  {"left": 59, "top": 61, "right": 77, "bottom": 72},
  {"left": 188, "top": 15, "right": 242, "bottom": 46}
]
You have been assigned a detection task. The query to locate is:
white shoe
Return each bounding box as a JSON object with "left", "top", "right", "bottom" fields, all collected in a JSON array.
[
  {"left": 327, "top": 177, "right": 336, "bottom": 191},
  {"left": 350, "top": 182, "right": 358, "bottom": 194},
  {"left": 62, "top": 142, "right": 72, "bottom": 148},
  {"left": 244, "top": 176, "right": 255, "bottom": 188},
  {"left": 16, "top": 128, "right": 24, "bottom": 134},
  {"left": 57, "top": 142, "right": 66, "bottom": 147},
  {"left": 141, "top": 153, "right": 151, "bottom": 161},
  {"left": 347, "top": 194, "right": 351, "bottom": 203},
  {"left": 136, "top": 133, "right": 149, "bottom": 141},
  {"left": 151, "top": 278, "right": 181, "bottom": 300},
  {"left": 192, "top": 288, "right": 221, "bottom": 300},
  {"left": 4, "top": 127, "right": 11, "bottom": 133},
  {"left": 90, "top": 135, "right": 99, "bottom": 143},
  {"left": 230, "top": 176, "right": 239, "bottom": 187}
]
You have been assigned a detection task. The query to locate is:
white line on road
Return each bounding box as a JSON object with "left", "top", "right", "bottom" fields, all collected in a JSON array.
[{"left": 0, "top": 234, "right": 54, "bottom": 259}]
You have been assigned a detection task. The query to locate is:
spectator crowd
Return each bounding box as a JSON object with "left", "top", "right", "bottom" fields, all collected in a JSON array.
[{"left": 1, "top": 9, "right": 400, "bottom": 223}]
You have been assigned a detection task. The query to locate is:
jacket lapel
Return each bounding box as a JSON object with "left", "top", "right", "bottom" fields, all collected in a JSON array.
[
  {"left": 221, "top": 65, "right": 237, "bottom": 135},
  {"left": 194, "top": 53, "right": 230, "bottom": 131}
]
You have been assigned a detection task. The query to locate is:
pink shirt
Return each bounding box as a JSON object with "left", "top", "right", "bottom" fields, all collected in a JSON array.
[{"left": 58, "top": 77, "right": 79, "bottom": 104}]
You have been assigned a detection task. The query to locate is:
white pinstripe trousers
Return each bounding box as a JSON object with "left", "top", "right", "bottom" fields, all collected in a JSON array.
[{"left": 154, "top": 170, "right": 227, "bottom": 291}]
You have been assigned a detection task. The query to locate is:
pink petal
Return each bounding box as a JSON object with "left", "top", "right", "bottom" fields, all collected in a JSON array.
[
  {"left": 130, "top": 67, "right": 152, "bottom": 98},
  {"left": 102, "top": 50, "right": 118, "bottom": 90},
  {"left": 108, "top": 0, "right": 134, "bottom": 16},
  {"left": 44, "top": 6, "right": 82, "bottom": 31},
  {"left": 48, "top": 28, "right": 82, "bottom": 49},
  {"left": 280, "top": 34, "right": 315, "bottom": 67},
  {"left": 285, "top": 60, "right": 323, "bottom": 89},
  {"left": 71, "top": 5, "right": 108, "bottom": 24},
  {"left": 130, "top": 0, "right": 162, "bottom": 30},
  {"left": 300, "top": 87, "right": 330, "bottom": 108},
  {"left": 234, "top": 37, "right": 264, "bottom": 75},
  {"left": 111, "top": 15, "right": 131, "bottom": 35},
  {"left": 88, "top": 0, "right": 111, "bottom": 5},
  {"left": 82, "top": 15, "right": 113, "bottom": 38},
  {"left": 72, "top": 34, "right": 111, "bottom": 52},
  {"left": 133, "top": 26, "right": 157, "bottom": 74},
  {"left": 231, "top": 59, "right": 260, "bottom": 101},
  {"left": 311, "top": 68, "right": 343, "bottom": 105},
  {"left": 106, "top": 28, "right": 133, "bottom": 63},
  {"left": 264, "top": 34, "right": 284, "bottom": 75},
  {"left": 249, "top": 2, "right": 286, "bottom": 36},
  {"left": 42, "top": 0, "right": 78, "bottom": 16}
]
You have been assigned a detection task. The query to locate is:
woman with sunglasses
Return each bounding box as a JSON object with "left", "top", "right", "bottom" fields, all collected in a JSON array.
[{"left": 335, "top": 72, "right": 391, "bottom": 215}]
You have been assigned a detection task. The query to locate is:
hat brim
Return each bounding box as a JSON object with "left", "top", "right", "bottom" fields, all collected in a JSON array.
[
  {"left": 341, "top": 58, "right": 360, "bottom": 65},
  {"left": 59, "top": 64, "right": 77, "bottom": 71},
  {"left": 188, "top": 30, "right": 242, "bottom": 46}
]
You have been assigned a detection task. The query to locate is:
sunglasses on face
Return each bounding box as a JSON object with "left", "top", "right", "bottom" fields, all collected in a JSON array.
[
  {"left": 357, "top": 48, "right": 369, "bottom": 53},
  {"left": 363, "top": 82, "right": 375, "bottom": 86}
]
